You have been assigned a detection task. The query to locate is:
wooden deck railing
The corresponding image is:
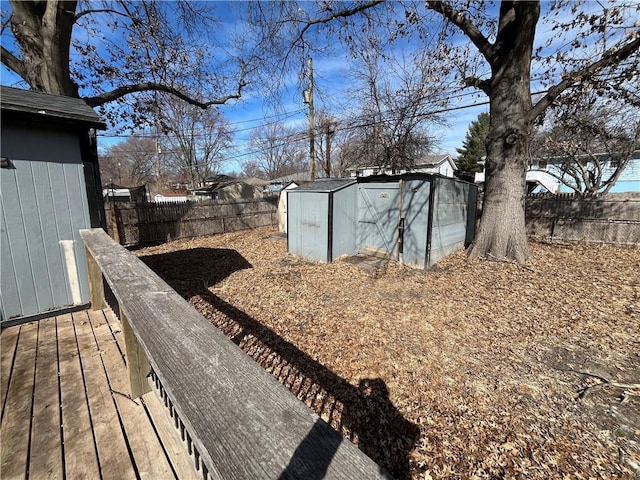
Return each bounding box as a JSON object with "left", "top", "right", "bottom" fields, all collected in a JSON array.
[{"left": 80, "top": 228, "right": 389, "bottom": 480}]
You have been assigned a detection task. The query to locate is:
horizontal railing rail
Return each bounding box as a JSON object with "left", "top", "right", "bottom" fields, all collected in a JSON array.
[{"left": 80, "top": 228, "right": 389, "bottom": 480}]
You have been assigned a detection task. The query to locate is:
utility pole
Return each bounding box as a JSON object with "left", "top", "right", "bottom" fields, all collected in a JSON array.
[
  {"left": 325, "top": 120, "right": 335, "bottom": 177},
  {"left": 305, "top": 57, "right": 316, "bottom": 181}
]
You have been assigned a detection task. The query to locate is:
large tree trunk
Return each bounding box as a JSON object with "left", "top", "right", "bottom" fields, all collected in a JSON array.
[
  {"left": 10, "top": 0, "right": 79, "bottom": 97},
  {"left": 467, "top": 1, "right": 539, "bottom": 264}
]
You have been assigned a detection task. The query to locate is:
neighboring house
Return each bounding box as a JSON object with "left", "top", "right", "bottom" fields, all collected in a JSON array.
[
  {"left": 1, "top": 86, "right": 106, "bottom": 324},
  {"left": 346, "top": 154, "right": 458, "bottom": 178},
  {"left": 474, "top": 151, "right": 640, "bottom": 193},
  {"left": 242, "top": 176, "right": 270, "bottom": 193},
  {"left": 103, "top": 183, "right": 148, "bottom": 203},
  {"left": 194, "top": 179, "right": 263, "bottom": 201},
  {"left": 201, "top": 174, "right": 236, "bottom": 187}
]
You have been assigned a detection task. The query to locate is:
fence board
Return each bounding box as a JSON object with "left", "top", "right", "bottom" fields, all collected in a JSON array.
[
  {"left": 525, "top": 193, "right": 640, "bottom": 245},
  {"left": 105, "top": 198, "right": 278, "bottom": 246}
]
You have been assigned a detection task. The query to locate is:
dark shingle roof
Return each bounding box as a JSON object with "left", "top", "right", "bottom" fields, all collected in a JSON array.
[{"left": 1, "top": 86, "right": 106, "bottom": 128}]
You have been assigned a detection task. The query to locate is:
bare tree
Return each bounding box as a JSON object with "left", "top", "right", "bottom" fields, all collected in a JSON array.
[
  {"left": 533, "top": 98, "right": 640, "bottom": 195},
  {"left": 158, "top": 96, "right": 233, "bottom": 190},
  {"left": 1, "top": 1, "right": 250, "bottom": 126},
  {"left": 243, "top": 122, "right": 307, "bottom": 179},
  {"left": 347, "top": 49, "right": 444, "bottom": 173},
  {"left": 252, "top": 1, "right": 640, "bottom": 264},
  {"left": 99, "top": 136, "right": 156, "bottom": 187}
]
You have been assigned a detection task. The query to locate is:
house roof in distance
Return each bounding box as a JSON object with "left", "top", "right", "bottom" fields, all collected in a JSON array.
[{"left": 0, "top": 86, "right": 106, "bottom": 128}]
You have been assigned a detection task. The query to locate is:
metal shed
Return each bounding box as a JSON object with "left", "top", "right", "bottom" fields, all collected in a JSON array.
[
  {"left": 287, "top": 178, "right": 357, "bottom": 262},
  {"left": 1, "top": 86, "right": 106, "bottom": 324},
  {"left": 287, "top": 173, "right": 477, "bottom": 268}
]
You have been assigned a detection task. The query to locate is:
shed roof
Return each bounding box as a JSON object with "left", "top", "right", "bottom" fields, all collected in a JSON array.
[
  {"left": 292, "top": 178, "right": 356, "bottom": 193},
  {"left": 0, "top": 86, "right": 106, "bottom": 128}
]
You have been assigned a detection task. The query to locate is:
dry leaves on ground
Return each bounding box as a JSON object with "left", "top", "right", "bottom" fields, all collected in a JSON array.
[{"left": 137, "top": 227, "right": 640, "bottom": 479}]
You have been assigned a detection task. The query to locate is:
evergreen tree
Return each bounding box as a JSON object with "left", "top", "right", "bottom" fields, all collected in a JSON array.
[{"left": 455, "top": 112, "right": 490, "bottom": 181}]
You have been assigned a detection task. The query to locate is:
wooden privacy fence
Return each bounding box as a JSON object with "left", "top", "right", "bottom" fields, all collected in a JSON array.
[
  {"left": 105, "top": 198, "right": 278, "bottom": 246},
  {"left": 80, "top": 228, "right": 389, "bottom": 480},
  {"left": 525, "top": 193, "right": 640, "bottom": 245}
]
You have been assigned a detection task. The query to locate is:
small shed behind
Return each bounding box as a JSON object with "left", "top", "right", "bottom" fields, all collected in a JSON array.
[
  {"left": 287, "top": 178, "right": 357, "bottom": 262},
  {"left": 287, "top": 174, "right": 477, "bottom": 268}
]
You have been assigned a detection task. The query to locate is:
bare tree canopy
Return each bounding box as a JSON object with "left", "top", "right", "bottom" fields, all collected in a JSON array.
[
  {"left": 243, "top": 122, "right": 307, "bottom": 179},
  {"left": 157, "top": 95, "right": 233, "bottom": 189},
  {"left": 251, "top": 0, "right": 640, "bottom": 263},
  {"left": 1, "top": 0, "right": 251, "bottom": 127},
  {"left": 533, "top": 96, "right": 640, "bottom": 195},
  {"left": 99, "top": 136, "right": 156, "bottom": 187}
]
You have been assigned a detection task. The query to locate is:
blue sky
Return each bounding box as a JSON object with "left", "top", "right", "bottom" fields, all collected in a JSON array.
[{"left": 2, "top": 1, "right": 633, "bottom": 176}]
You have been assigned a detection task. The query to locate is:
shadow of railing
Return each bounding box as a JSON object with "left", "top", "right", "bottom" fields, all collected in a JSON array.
[{"left": 140, "top": 248, "right": 420, "bottom": 479}]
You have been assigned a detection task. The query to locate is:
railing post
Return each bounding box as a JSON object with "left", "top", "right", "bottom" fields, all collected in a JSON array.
[
  {"left": 85, "top": 246, "right": 105, "bottom": 311},
  {"left": 120, "top": 308, "right": 152, "bottom": 398}
]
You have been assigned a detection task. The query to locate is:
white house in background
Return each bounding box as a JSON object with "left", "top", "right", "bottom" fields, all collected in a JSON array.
[
  {"left": 346, "top": 154, "right": 457, "bottom": 178},
  {"left": 474, "top": 150, "right": 640, "bottom": 193}
]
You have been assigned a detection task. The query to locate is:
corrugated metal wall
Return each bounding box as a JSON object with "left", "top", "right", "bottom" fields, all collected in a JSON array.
[
  {"left": 428, "top": 177, "right": 470, "bottom": 265},
  {"left": 330, "top": 185, "right": 358, "bottom": 260},
  {"left": 1, "top": 125, "right": 91, "bottom": 321},
  {"left": 287, "top": 191, "right": 330, "bottom": 262},
  {"left": 357, "top": 183, "right": 401, "bottom": 258},
  {"left": 401, "top": 179, "right": 431, "bottom": 268}
]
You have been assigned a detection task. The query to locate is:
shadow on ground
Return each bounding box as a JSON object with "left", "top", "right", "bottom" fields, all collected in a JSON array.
[{"left": 140, "top": 247, "right": 420, "bottom": 479}]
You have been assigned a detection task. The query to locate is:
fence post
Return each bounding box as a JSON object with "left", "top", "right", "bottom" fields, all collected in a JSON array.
[
  {"left": 120, "top": 307, "right": 152, "bottom": 398},
  {"left": 85, "top": 246, "right": 105, "bottom": 311}
]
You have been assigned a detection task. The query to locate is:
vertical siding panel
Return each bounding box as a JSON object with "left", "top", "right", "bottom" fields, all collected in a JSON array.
[
  {"left": 30, "top": 160, "right": 65, "bottom": 309},
  {"left": 0, "top": 203, "right": 22, "bottom": 319},
  {"left": 48, "top": 162, "right": 77, "bottom": 306},
  {"left": 46, "top": 161, "right": 72, "bottom": 304},
  {"left": 5, "top": 161, "right": 39, "bottom": 317}
]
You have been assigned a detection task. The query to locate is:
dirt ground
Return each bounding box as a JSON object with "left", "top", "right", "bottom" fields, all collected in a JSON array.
[{"left": 137, "top": 227, "right": 640, "bottom": 479}]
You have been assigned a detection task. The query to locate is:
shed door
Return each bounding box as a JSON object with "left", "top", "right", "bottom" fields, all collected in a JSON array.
[
  {"left": 1, "top": 126, "right": 91, "bottom": 322},
  {"left": 357, "top": 184, "right": 400, "bottom": 258}
]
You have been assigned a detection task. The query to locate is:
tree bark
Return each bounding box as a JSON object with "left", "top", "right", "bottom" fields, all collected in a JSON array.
[
  {"left": 10, "top": 0, "right": 78, "bottom": 97},
  {"left": 467, "top": 2, "right": 539, "bottom": 263}
]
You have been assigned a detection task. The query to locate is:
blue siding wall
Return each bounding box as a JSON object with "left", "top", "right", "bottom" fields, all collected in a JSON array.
[{"left": 1, "top": 125, "right": 91, "bottom": 321}]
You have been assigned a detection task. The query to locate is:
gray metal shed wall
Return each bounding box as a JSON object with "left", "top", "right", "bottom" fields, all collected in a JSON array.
[
  {"left": 401, "top": 179, "right": 431, "bottom": 268},
  {"left": 428, "top": 177, "right": 470, "bottom": 266},
  {"left": 287, "top": 191, "right": 330, "bottom": 262},
  {"left": 356, "top": 183, "right": 401, "bottom": 258},
  {"left": 1, "top": 125, "right": 91, "bottom": 321},
  {"left": 330, "top": 185, "right": 358, "bottom": 260}
]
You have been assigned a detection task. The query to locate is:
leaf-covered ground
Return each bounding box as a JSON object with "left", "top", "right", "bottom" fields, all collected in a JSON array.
[{"left": 137, "top": 227, "right": 640, "bottom": 479}]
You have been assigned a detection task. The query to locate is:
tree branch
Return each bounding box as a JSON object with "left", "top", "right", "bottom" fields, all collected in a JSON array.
[
  {"left": 425, "top": 1, "right": 495, "bottom": 61},
  {"left": 293, "top": 0, "right": 385, "bottom": 46},
  {"left": 530, "top": 34, "right": 640, "bottom": 121},
  {"left": 74, "top": 8, "right": 130, "bottom": 21},
  {"left": 1, "top": 45, "right": 26, "bottom": 80},
  {"left": 464, "top": 76, "right": 491, "bottom": 95},
  {"left": 83, "top": 79, "right": 246, "bottom": 108}
]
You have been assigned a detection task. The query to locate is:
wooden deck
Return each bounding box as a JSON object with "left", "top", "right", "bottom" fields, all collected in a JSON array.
[{"left": 1, "top": 308, "right": 200, "bottom": 480}]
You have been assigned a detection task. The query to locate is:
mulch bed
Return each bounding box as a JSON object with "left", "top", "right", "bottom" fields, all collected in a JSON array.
[{"left": 137, "top": 227, "right": 639, "bottom": 479}]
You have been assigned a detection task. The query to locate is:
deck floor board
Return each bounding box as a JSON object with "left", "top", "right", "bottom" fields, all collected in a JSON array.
[
  {"left": 0, "top": 322, "right": 38, "bottom": 480},
  {"left": 0, "top": 310, "right": 199, "bottom": 480}
]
